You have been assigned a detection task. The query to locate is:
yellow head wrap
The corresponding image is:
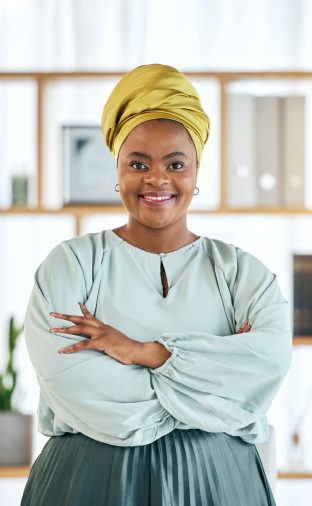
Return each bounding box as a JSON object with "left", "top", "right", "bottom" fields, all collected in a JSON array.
[{"left": 101, "top": 64, "right": 210, "bottom": 165}]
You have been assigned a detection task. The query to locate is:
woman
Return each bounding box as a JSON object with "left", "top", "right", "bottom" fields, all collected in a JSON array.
[{"left": 22, "top": 64, "right": 292, "bottom": 505}]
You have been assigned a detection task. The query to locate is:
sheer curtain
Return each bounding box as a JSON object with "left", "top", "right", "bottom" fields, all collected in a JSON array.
[{"left": 0, "top": 0, "right": 311, "bottom": 71}]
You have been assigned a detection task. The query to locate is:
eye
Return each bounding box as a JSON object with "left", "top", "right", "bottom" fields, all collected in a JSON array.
[
  {"left": 169, "top": 162, "right": 184, "bottom": 170},
  {"left": 130, "top": 162, "right": 148, "bottom": 171}
]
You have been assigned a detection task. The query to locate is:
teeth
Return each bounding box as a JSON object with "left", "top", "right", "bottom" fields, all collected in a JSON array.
[{"left": 143, "top": 195, "right": 173, "bottom": 201}]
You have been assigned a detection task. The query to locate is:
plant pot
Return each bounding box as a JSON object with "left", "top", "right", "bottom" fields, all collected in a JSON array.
[{"left": 0, "top": 412, "right": 33, "bottom": 466}]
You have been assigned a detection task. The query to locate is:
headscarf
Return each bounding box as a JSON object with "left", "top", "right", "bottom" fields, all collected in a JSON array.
[{"left": 101, "top": 64, "right": 210, "bottom": 165}]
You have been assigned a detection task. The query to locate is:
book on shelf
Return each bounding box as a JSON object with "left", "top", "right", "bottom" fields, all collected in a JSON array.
[
  {"left": 293, "top": 255, "right": 312, "bottom": 336},
  {"left": 227, "top": 94, "right": 306, "bottom": 208}
]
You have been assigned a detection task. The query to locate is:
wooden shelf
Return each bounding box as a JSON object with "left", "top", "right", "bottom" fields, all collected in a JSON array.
[
  {"left": 2, "top": 206, "right": 311, "bottom": 237},
  {"left": 1, "top": 206, "right": 312, "bottom": 216},
  {"left": 0, "top": 466, "right": 30, "bottom": 478},
  {"left": 278, "top": 471, "right": 312, "bottom": 479},
  {"left": 0, "top": 205, "right": 126, "bottom": 215},
  {"left": 1, "top": 466, "right": 312, "bottom": 479},
  {"left": 293, "top": 336, "right": 312, "bottom": 345},
  {"left": 2, "top": 70, "right": 312, "bottom": 80}
]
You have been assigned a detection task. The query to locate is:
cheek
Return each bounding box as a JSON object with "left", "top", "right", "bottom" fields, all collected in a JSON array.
[
  {"left": 180, "top": 173, "right": 197, "bottom": 191},
  {"left": 118, "top": 176, "right": 138, "bottom": 200}
]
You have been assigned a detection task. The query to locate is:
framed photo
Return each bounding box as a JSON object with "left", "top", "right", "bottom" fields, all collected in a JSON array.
[{"left": 62, "top": 125, "right": 121, "bottom": 205}]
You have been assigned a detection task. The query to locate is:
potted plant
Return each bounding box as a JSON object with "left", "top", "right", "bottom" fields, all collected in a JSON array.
[{"left": 0, "top": 316, "right": 33, "bottom": 466}]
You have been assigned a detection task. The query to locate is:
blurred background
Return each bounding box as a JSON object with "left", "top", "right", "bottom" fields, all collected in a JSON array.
[{"left": 1, "top": 0, "right": 312, "bottom": 504}]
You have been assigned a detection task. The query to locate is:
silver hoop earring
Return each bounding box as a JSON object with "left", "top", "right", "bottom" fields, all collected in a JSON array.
[
  {"left": 115, "top": 184, "right": 119, "bottom": 193},
  {"left": 193, "top": 187, "right": 199, "bottom": 196}
]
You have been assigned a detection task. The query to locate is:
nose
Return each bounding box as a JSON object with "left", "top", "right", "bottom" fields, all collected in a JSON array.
[{"left": 143, "top": 167, "right": 170, "bottom": 187}]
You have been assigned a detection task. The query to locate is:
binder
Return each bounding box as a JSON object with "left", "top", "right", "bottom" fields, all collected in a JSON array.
[
  {"left": 281, "top": 96, "right": 305, "bottom": 207},
  {"left": 256, "top": 97, "right": 281, "bottom": 206},
  {"left": 227, "top": 94, "right": 258, "bottom": 207}
]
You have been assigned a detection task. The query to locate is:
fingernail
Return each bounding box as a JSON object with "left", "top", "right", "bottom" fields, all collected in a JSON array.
[
  {"left": 58, "top": 347, "right": 70, "bottom": 353},
  {"left": 50, "top": 312, "right": 57, "bottom": 316}
]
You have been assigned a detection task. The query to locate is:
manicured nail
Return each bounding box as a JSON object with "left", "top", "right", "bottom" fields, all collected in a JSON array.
[{"left": 59, "top": 348, "right": 71, "bottom": 354}]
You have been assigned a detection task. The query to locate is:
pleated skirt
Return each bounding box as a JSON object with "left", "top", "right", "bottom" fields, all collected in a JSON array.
[{"left": 21, "top": 429, "right": 276, "bottom": 506}]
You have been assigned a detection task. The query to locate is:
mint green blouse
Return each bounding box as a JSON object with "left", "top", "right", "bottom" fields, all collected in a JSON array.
[{"left": 25, "top": 230, "right": 292, "bottom": 446}]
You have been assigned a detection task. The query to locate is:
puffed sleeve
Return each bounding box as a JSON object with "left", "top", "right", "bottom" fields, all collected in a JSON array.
[
  {"left": 25, "top": 239, "right": 177, "bottom": 446},
  {"left": 149, "top": 245, "right": 292, "bottom": 443}
]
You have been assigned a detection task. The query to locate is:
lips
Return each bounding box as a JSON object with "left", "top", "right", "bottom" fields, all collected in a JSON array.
[
  {"left": 139, "top": 192, "right": 177, "bottom": 206},
  {"left": 139, "top": 192, "right": 176, "bottom": 206}
]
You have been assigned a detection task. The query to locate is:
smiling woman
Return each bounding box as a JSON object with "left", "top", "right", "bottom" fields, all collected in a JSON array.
[{"left": 21, "top": 64, "right": 291, "bottom": 506}]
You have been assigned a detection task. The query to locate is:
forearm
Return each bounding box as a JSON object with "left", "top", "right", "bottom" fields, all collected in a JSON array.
[
  {"left": 134, "top": 342, "right": 172, "bottom": 369},
  {"left": 134, "top": 321, "right": 250, "bottom": 369}
]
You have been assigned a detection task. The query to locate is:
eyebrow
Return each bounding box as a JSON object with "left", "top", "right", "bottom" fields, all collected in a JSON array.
[
  {"left": 163, "top": 151, "right": 187, "bottom": 160},
  {"left": 127, "top": 151, "right": 187, "bottom": 160}
]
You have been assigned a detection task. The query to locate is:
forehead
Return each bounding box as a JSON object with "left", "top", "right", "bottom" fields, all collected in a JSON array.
[{"left": 120, "top": 119, "right": 195, "bottom": 151}]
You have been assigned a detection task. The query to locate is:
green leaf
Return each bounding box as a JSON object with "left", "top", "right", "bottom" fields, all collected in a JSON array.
[{"left": 0, "top": 315, "right": 23, "bottom": 412}]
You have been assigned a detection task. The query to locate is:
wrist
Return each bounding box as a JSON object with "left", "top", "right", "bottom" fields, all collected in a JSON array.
[{"left": 134, "top": 341, "right": 172, "bottom": 368}]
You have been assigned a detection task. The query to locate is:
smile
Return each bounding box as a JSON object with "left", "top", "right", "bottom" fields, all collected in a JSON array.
[{"left": 139, "top": 192, "right": 177, "bottom": 206}]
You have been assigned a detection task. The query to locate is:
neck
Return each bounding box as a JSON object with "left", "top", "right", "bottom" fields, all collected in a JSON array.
[{"left": 113, "top": 219, "right": 198, "bottom": 254}]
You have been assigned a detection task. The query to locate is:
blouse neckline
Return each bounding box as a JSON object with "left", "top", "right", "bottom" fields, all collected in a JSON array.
[{"left": 107, "top": 229, "right": 203, "bottom": 257}]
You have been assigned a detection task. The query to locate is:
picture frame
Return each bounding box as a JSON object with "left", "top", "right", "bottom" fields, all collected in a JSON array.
[{"left": 62, "top": 125, "right": 121, "bottom": 205}]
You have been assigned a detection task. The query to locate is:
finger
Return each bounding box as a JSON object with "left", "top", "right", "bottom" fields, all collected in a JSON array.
[
  {"left": 237, "top": 321, "right": 251, "bottom": 333},
  {"left": 50, "top": 311, "right": 100, "bottom": 328},
  {"left": 242, "top": 321, "right": 251, "bottom": 331},
  {"left": 49, "top": 325, "right": 80, "bottom": 334},
  {"left": 79, "top": 302, "right": 94, "bottom": 319},
  {"left": 50, "top": 312, "right": 86, "bottom": 324},
  {"left": 58, "top": 339, "right": 92, "bottom": 354},
  {"left": 49, "top": 323, "right": 103, "bottom": 338}
]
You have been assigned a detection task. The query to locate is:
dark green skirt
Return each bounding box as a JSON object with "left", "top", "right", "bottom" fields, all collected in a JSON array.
[{"left": 21, "top": 429, "right": 276, "bottom": 506}]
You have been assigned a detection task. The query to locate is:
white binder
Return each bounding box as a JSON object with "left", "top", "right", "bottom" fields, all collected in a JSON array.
[
  {"left": 256, "top": 97, "right": 281, "bottom": 206},
  {"left": 227, "top": 94, "right": 258, "bottom": 208},
  {"left": 281, "top": 96, "right": 305, "bottom": 207}
]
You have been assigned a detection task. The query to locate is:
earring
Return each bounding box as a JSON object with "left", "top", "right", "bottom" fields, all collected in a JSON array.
[
  {"left": 115, "top": 184, "right": 119, "bottom": 192},
  {"left": 193, "top": 187, "right": 199, "bottom": 196}
]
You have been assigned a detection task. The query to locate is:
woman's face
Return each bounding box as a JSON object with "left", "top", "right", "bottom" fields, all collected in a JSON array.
[{"left": 117, "top": 119, "right": 197, "bottom": 232}]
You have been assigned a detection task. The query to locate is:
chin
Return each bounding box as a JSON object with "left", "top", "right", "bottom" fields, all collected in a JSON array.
[{"left": 141, "top": 216, "right": 181, "bottom": 230}]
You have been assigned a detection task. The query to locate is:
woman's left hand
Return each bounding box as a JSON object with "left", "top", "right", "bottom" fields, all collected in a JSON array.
[{"left": 50, "top": 303, "right": 142, "bottom": 365}]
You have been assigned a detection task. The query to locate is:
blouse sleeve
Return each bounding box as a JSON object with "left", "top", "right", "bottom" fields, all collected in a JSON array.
[
  {"left": 25, "top": 240, "right": 176, "bottom": 446},
  {"left": 149, "top": 246, "right": 293, "bottom": 443}
]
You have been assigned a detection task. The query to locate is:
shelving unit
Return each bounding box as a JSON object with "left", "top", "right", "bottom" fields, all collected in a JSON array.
[
  {"left": 1, "top": 70, "right": 312, "bottom": 236},
  {"left": 1, "top": 70, "right": 312, "bottom": 481}
]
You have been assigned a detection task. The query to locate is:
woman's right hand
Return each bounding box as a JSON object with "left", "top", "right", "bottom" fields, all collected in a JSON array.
[{"left": 50, "top": 303, "right": 143, "bottom": 365}]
